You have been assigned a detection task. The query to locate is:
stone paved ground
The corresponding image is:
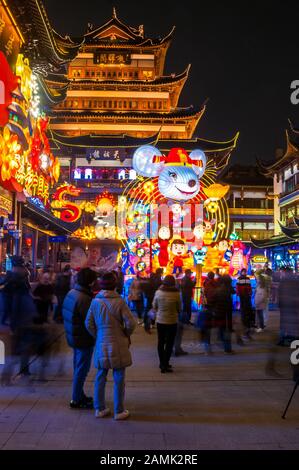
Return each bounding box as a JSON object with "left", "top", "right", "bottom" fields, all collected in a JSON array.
[{"left": 0, "top": 310, "right": 299, "bottom": 450}]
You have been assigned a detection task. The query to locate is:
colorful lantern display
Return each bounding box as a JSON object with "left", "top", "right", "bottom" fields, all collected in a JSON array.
[
  {"left": 0, "top": 54, "right": 60, "bottom": 204},
  {"left": 51, "top": 184, "right": 82, "bottom": 223}
]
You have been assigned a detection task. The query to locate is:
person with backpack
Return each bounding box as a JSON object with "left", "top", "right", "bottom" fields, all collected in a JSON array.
[
  {"left": 85, "top": 272, "right": 136, "bottom": 420},
  {"left": 62, "top": 267, "right": 98, "bottom": 409}
]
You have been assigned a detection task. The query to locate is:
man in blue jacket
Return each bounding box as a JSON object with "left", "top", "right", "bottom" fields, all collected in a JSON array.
[{"left": 62, "top": 267, "right": 98, "bottom": 409}]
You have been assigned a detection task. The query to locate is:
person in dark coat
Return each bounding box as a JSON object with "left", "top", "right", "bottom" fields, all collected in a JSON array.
[
  {"left": 62, "top": 267, "right": 98, "bottom": 409},
  {"left": 214, "top": 274, "right": 235, "bottom": 354},
  {"left": 236, "top": 269, "right": 254, "bottom": 340},
  {"left": 141, "top": 274, "right": 156, "bottom": 333},
  {"left": 200, "top": 271, "right": 218, "bottom": 354},
  {"left": 0, "top": 256, "right": 37, "bottom": 380},
  {"left": 53, "top": 265, "right": 72, "bottom": 323},
  {"left": 180, "top": 269, "right": 196, "bottom": 324}
]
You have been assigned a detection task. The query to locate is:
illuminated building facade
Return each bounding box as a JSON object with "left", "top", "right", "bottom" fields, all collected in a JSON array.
[
  {"left": 48, "top": 10, "right": 238, "bottom": 202},
  {"left": 252, "top": 124, "right": 299, "bottom": 271},
  {"left": 221, "top": 164, "right": 274, "bottom": 242},
  {"left": 0, "top": 0, "right": 82, "bottom": 271}
]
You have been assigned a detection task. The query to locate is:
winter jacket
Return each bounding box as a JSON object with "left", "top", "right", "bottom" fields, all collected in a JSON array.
[
  {"left": 236, "top": 275, "right": 252, "bottom": 298},
  {"left": 62, "top": 284, "right": 95, "bottom": 349},
  {"left": 202, "top": 278, "right": 218, "bottom": 306},
  {"left": 213, "top": 283, "right": 234, "bottom": 330},
  {"left": 1, "top": 270, "right": 36, "bottom": 331},
  {"left": 85, "top": 290, "right": 137, "bottom": 369},
  {"left": 181, "top": 276, "right": 196, "bottom": 298},
  {"left": 152, "top": 286, "right": 181, "bottom": 325},
  {"left": 54, "top": 273, "right": 71, "bottom": 300},
  {"left": 254, "top": 275, "right": 269, "bottom": 310}
]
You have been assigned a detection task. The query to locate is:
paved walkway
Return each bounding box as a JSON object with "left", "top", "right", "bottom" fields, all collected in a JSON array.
[{"left": 0, "top": 311, "right": 299, "bottom": 450}]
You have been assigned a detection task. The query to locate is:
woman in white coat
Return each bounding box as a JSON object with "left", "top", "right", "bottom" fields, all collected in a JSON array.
[
  {"left": 254, "top": 270, "right": 269, "bottom": 332},
  {"left": 85, "top": 272, "right": 136, "bottom": 420}
]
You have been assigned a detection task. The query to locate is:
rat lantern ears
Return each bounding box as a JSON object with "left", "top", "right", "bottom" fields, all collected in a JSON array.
[{"left": 132, "top": 145, "right": 207, "bottom": 178}]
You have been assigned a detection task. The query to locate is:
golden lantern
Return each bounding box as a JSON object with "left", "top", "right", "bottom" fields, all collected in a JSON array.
[{"left": 203, "top": 183, "right": 230, "bottom": 201}]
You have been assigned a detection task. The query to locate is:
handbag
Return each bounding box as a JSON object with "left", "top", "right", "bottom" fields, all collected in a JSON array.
[{"left": 147, "top": 308, "right": 156, "bottom": 321}]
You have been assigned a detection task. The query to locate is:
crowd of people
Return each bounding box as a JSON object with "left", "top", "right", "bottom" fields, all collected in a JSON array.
[{"left": 0, "top": 256, "right": 298, "bottom": 420}]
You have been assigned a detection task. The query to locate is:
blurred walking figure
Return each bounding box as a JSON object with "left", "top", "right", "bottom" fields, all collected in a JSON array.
[
  {"left": 54, "top": 265, "right": 72, "bottom": 323},
  {"left": 128, "top": 273, "right": 144, "bottom": 324},
  {"left": 254, "top": 269, "right": 270, "bottom": 332},
  {"left": 141, "top": 273, "right": 156, "bottom": 333},
  {"left": 265, "top": 267, "right": 299, "bottom": 376},
  {"left": 85, "top": 272, "right": 136, "bottom": 420},
  {"left": 180, "top": 269, "right": 196, "bottom": 324},
  {"left": 278, "top": 267, "right": 299, "bottom": 345},
  {"left": 200, "top": 271, "right": 218, "bottom": 354},
  {"left": 0, "top": 256, "right": 37, "bottom": 383},
  {"left": 33, "top": 273, "right": 55, "bottom": 324},
  {"left": 62, "top": 267, "right": 98, "bottom": 409},
  {"left": 152, "top": 275, "right": 181, "bottom": 373},
  {"left": 236, "top": 269, "right": 254, "bottom": 340},
  {"left": 214, "top": 275, "right": 235, "bottom": 354}
]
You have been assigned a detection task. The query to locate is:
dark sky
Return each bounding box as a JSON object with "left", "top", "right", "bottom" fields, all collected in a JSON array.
[{"left": 44, "top": 0, "right": 299, "bottom": 164}]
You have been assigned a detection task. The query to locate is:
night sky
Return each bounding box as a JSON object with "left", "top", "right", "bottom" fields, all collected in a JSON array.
[{"left": 44, "top": 0, "right": 299, "bottom": 164}]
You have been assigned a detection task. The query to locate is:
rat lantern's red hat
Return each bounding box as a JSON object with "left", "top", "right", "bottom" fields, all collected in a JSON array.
[{"left": 153, "top": 148, "right": 204, "bottom": 169}]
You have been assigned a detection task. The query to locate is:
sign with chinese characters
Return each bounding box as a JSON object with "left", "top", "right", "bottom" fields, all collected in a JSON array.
[
  {"left": 86, "top": 148, "right": 128, "bottom": 163},
  {"left": 0, "top": 192, "right": 13, "bottom": 216},
  {"left": 94, "top": 52, "right": 131, "bottom": 65},
  {"left": 13, "top": 161, "right": 50, "bottom": 206}
]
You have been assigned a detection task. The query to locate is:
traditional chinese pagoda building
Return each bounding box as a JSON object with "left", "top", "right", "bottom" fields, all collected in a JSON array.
[
  {"left": 46, "top": 8, "right": 238, "bottom": 199},
  {"left": 252, "top": 122, "right": 299, "bottom": 271}
]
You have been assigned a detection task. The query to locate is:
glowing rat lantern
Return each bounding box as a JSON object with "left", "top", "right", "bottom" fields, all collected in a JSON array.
[{"left": 133, "top": 145, "right": 206, "bottom": 201}]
